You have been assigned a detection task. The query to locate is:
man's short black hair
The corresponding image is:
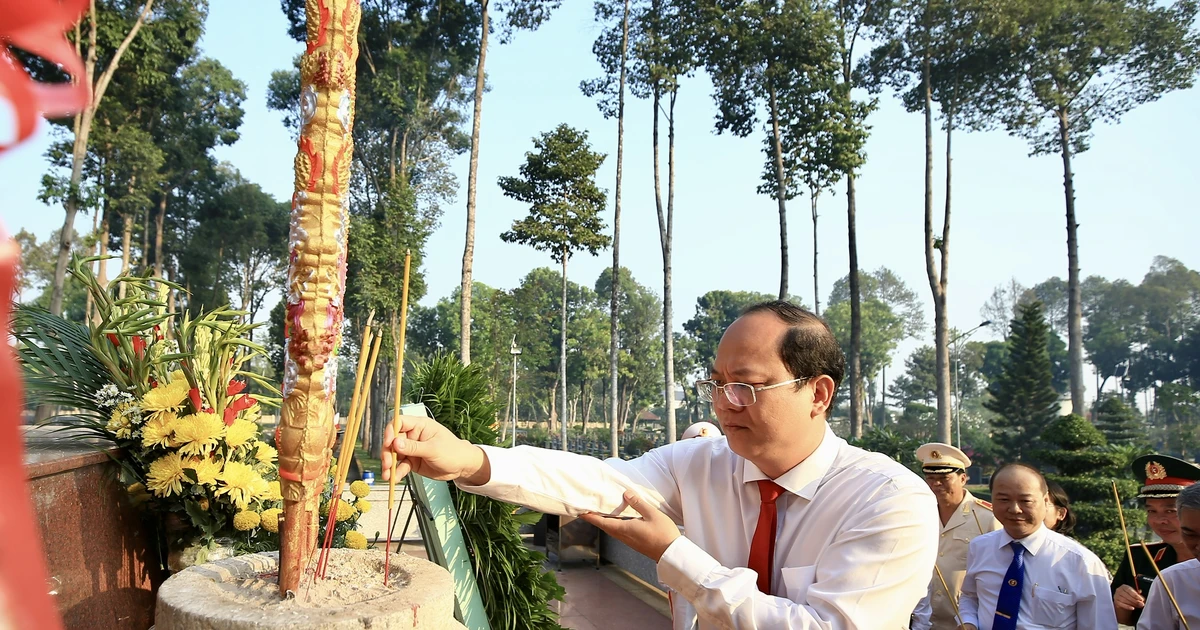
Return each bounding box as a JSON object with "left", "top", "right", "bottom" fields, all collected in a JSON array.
[
  {"left": 990, "top": 462, "right": 1049, "bottom": 495},
  {"left": 740, "top": 300, "right": 846, "bottom": 404}
]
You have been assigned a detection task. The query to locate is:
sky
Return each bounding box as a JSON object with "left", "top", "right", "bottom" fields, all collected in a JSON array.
[{"left": 3, "top": 0, "right": 1199, "bottom": 398}]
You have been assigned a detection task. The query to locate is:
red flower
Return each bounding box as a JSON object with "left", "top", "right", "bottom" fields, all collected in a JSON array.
[
  {"left": 131, "top": 335, "right": 146, "bottom": 358},
  {"left": 106, "top": 333, "right": 120, "bottom": 347},
  {"left": 223, "top": 395, "right": 257, "bottom": 426},
  {"left": 227, "top": 380, "right": 246, "bottom": 396},
  {"left": 188, "top": 387, "right": 204, "bottom": 413}
]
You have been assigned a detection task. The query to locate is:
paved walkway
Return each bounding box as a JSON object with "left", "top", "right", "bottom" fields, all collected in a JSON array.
[{"left": 550, "top": 558, "right": 670, "bottom": 630}]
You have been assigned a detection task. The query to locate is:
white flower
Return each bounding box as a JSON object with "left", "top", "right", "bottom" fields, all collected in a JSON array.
[{"left": 94, "top": 384, "right": 134, "bottom": 410}]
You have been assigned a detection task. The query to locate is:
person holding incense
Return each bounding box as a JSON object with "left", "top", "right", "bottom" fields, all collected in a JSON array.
[
  {"left": 1137, "top": 481, "right": 1200, "bottom": 630},
  {"left": 1111, "top": 454, "right": 1200, "bottom": 626},
  {"left": 382, "top": 300, "right": 940, "bottom": 629}
]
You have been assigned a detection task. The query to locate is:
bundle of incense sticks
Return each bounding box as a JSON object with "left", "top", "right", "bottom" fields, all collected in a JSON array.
[
  {"left": 1113, "top": 480, "right": 1191, "bottom": 629},
  {"left": 311, "top": 311, "right": 383, "bottom": 580},
  {"left": 385, "top": 251, "right": 412, "bottom": 586}
]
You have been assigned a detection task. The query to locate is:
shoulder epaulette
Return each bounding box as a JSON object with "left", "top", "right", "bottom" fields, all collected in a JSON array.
[{"left": 974, "top": 498, "right": 993, "bottom": 510}]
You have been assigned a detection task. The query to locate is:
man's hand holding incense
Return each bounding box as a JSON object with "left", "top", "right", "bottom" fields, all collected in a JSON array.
[{"left": 381, "top": 414, "right": 491, "bottom": 485}]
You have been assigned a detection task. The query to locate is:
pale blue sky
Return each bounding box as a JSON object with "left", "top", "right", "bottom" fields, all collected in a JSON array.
[{"left": 3, "top": 0, "right": 1199, "bottom": 386}]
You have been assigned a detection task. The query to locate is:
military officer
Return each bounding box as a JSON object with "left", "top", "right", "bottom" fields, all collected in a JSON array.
[
  {"left": 911, "top": 443, "right": 1001, "bottom": 630},
  {"left": 1111, "top": 454, "right": 1200, "bottom": 626}
]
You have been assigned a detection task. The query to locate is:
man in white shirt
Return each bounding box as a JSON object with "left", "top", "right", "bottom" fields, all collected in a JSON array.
[
  {"left": 382, "top": 301, "right": 939, "bottom": 629},
  {"left": 957, "top": 463, "right": 1117, "bottom": 630},
  {"left": 1138, "top": 482, "right": 1200, "bottom": 629}
]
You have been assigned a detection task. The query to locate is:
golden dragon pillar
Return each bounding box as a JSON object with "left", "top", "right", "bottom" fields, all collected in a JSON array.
[{"left": 277, "top": 0, "right": 360, "bottom": 596}]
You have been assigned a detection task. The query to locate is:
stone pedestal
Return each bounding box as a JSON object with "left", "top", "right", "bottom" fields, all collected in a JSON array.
[
  {"left": 155, "top": 549, "right": 465, "bottom": 630},
  {"left": 23, "top": 426, "right": 166, "bottom": 629}
]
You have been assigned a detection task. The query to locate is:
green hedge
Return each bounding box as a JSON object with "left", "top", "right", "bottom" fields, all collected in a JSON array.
[{"left": 1047, "top": 475, "right": 1139, "bottom": 504}]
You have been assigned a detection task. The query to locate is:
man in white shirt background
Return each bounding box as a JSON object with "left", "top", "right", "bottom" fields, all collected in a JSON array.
[
  {"left": 382, "top": 300, "right": 939, "bottom": 629},
  {"left": 957, "top": 463, "right": 1117, "bottom": 630},
  {"left": 1138, "top": 482, "right": 1200, "bottom": 629}
]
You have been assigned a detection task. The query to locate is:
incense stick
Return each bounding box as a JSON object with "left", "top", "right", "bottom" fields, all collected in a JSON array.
[
  {"left": 1139, "top": 540, "right": 1192, "bottom": 630},
  {"left": 384, "top": 250, "right": 412, "bottom": 586},
  {"left": 934, "top": 564, "right": 965, "bottom": 629},
  {"left": 303, "top": 313, "right": 380, "bottom": 594},
  {"left": 316, "top": 326, "right": 383, "bottom": 578},
  {"left": 1112, "top": 480, "right": 1142, "bottom": 596}
]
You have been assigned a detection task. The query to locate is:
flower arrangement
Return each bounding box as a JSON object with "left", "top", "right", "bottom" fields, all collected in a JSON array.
[{"left": 14, "top": 259, "right": 366, "bottom": 560}]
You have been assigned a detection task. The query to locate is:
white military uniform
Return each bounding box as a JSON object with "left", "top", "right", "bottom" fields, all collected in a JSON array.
[{"left": 911, "top": 443, "right": 1002, "bottom": 630}]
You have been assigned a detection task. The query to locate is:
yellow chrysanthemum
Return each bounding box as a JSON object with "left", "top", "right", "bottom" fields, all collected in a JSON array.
[
  {"left": 336, "top": 501, "right": 356, "bottom": 522},
  {"left": 141, "top": 411, "right": 178, "bottom": 449},
  {"left": 216, "top": 461, "right": 269, "bottom": 510},
  {"left": 254, "top": 443, "right": 277, "bottom": 464},
  {"left": 344, "top": 531, "right": 368, "bottom": 550},
  {"left": 146, "top": 451, "right": 187, "bottom": 497},
  {"left": 184, "top": 456, "right": 223, "bottom": 487},
  {"left": 349, "top": 480, "right": 371, "bottom": 499},
  {"left": 232, "top": 511, "right": 261, "bottom": 531},
  {"left": 265, "top": 480, "right": 283, "bottom": 501},
  {"left": 354, "top": 499, "right": 371, "bottom": 515},
  {"left": 260, "top": 508, "right": 282, "bottom": 533},
  {"left": 224, "top": 419, "right": 258, "bottom": 449},
  {"left": 174, "top": 412, "right": 224, "bottom": 456},
  {"left": 141, "top": 379, "right": 189, "bottom": 416},
  {"left": 106, "top": 402, "right": 140, "bottom": 439}
]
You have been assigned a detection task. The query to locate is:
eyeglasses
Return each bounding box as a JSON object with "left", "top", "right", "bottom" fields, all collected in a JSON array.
[{"left": 695, "top": 378, "right": 808, "bottom": 407}]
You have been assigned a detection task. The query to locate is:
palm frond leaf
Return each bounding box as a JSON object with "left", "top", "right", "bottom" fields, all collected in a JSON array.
[{"left": 13, "top": 305, "right": 113, "bottom": 420}]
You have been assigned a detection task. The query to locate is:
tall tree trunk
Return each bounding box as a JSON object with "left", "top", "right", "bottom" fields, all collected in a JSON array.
[
  {"left": 49, "top": 0, "right": 156, "bottom": 316},
  {"left": 140, "top": 206, "right": 150, "bottom": 271},
  {"left": 154, "top": 193, "right": 166, "bottom": 278},
  {"left": 811, "top": 194, "right": 819, "bottom": 315},
  {"left": 610, "top": 0, "right": 630, "bottom": 459},
  {"left": 848, "top": 172, "right": 863, "bottom": 437},
  {"left": 97, "top": 193, "right": 110, "bottom": 290},
  {"left": 460, "top": 0, "right": 489, "bottom": 366},
  {"left": 664, "top": 90, "right": 678, "bottom": 443},
  {"left": 838, "top": 15, "right": 864, "bottom": 437},
  {"left": 921, "top": 47, "right": 953, "bottom": 444},
  {"left": 85, "top": 208, "right": 99, "bottom": 322},
  {"left": 560, "top": 254, "right": 569, "bottom": 451},
  {"left": 119, "top": 209, "right": 133, "bottom": 299},
  {"left": 1059, "top": 110, "right": 1084, "bottom": 415},
  {"left": 768, "top": 80, "right": 789, "bottom": 300}
]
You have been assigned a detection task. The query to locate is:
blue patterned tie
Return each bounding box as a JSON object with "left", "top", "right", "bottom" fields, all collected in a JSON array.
[{"left": 993, "top": 542, "right": 1025, "bottom": 630}]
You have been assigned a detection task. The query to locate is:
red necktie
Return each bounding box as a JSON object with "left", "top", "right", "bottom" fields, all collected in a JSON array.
[{"left": 748, "top": 480, "right": 785, "bottom": 594}]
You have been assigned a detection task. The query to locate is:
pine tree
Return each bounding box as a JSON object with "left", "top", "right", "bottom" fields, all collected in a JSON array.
[
  {"left": 985, "top": 301, "right": 1061, "bottom": 460},
  {"left": 1093, "top": 395, "right": 1146, "bottom": 446}
]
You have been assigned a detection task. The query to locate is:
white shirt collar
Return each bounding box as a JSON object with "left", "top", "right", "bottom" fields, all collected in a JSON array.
[
  {"left": 996, "top": 522, "right": 1048, "bottom": 556},
  {"left": 742, "top": 423, "right": 841, "bottom": 500}
]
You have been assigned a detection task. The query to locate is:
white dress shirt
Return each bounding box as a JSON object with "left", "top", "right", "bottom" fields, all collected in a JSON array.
[
  {"left": 958, "top": 524, "right": 1117, "bottom": 630},
  {"left": 1137, "top": 558, "right": 1200, "bottom": 630},
  {"left": 457, "top": 423, "right": 939, "bottom": 629}
]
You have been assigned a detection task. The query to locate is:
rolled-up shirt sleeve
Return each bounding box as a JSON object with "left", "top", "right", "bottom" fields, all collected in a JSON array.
[
  {"left": 910, "top": 584, "right": 933, "bottom": 630},
  {"left": 958, "top": 543, "right": 980, "bottom": 628},
  {"left": 454, "top": 444, "right": 682, "bottom": 522},
  {"left": 657, "top": 480, "right": 937, "bottom": 629}
]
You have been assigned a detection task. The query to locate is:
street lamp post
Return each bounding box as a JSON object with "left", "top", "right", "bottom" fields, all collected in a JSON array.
[
  {"left": 951, "top": 320, "right": 992, "bottom": 449},
  {"left": 509, "top": 336, "right": 521, "bottom": 448}
]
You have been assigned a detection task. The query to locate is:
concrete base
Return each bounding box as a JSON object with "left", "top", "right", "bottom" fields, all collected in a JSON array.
[{"left": 155, "top": 550, "right": 466, "bottom": 630}]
